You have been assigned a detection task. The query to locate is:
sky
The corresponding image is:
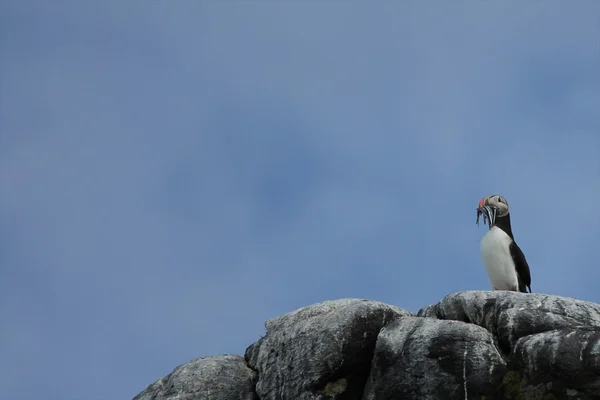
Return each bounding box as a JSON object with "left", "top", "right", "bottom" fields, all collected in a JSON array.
[{"left": 1, "top": 1, "right": 599, "bottom": 399}]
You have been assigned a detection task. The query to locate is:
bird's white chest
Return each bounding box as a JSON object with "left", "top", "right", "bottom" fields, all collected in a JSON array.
[{"left": 480, "top": 226, "right": 518, "bottom": 291}]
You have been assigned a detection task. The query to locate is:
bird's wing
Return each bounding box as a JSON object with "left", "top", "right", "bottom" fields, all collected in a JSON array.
[{"left": 509, "top": 241, "right": 531, "bottom": 293}]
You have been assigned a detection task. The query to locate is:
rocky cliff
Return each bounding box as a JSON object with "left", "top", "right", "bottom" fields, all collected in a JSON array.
[{"left": 133, "top": 291, "right": 600, "bottom": 400}]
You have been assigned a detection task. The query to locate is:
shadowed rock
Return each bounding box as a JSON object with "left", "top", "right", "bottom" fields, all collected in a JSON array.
[
  {"left": 133, "top": 355, "right": 257, "bottom": 400},
  {"left": 505, "top": 327, "right": 600, "bottom": 399},
  {"left": 245, "top": 298, "right": 411, "bottom": 400},
  {"left": 363, "top": 316, "right": 506, "bottom": 399}
]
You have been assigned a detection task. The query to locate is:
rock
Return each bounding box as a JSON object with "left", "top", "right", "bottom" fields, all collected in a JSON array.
[
  {"left": 506, "top": 327, "right": 600, "bottom": 399},
  {"left": 363, "top": 316, "right": 506, "bottom": 400},
  {"left": 419, "top": 290, "right": 600, "bottom": 399},
  {"left": 133, "top": 291, "right": 600, "bottom": 400},
  {"left": 133, "top": 354, "right": 257, "bottom": 400},
  {"left": 418, "top": 290, "right": 600, "bottom": 356},
  {"left": 244, "top": 298, "right": 411, "bottom": 400}
]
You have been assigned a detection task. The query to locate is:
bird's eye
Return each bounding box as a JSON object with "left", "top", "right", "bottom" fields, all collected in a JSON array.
[{"left": 498, "top": 196, "right": 504, "bottom": 203}]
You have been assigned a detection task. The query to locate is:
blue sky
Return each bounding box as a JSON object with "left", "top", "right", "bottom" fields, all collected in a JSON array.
[{"left": 1, "top": 1, "right": 599, "bottom": 399}]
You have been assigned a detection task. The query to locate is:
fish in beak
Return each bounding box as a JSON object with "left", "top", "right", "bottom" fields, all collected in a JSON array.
[{"left": 476, "top": 197, "right": 497, "bottom": 229}]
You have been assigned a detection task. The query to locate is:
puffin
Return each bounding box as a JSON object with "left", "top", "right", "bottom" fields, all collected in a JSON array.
[{"left": 476, "top": 194, "right": 531, "bottom": 293}]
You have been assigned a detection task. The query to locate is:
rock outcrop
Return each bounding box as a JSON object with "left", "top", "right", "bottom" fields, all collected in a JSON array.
[
  {"left": 133, "top": 354, "right": 256, "bottom": 400},
  {"left": 245, "top": 299, "right": 409, "bottom": 399},
  {"left": 134, "top": 291, "right": 600, "bottom": 400},
  {"left": 363, "top": 316, "right": 506, "bottom": 399}
]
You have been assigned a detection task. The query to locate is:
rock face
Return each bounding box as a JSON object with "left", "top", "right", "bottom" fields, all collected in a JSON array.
[
  {"left": 363, "top": 316, "right": 506, "bottom": 399},
  {"left": 419, "top": 291, "right": 600, "bottom": 399},
  {"left": 245, "top": 299, "right": 410, "bottom": 400},
  {"left": 133, "top": 355, "right": 256, "bottom": 400},
  {"left": 133, "top": 291, "right": 600, "bottom": 400}
]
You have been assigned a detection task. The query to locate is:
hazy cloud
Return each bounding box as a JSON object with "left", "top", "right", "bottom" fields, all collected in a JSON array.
[{"left": 1, "top": 1, "right": 599, "bottom": 399}]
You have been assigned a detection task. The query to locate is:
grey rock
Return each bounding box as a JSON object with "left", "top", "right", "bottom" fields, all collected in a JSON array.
[
  {"left": 505, "top": 327, "right": 600, "bottom": 399},
  {"left": 418, "top": 290, "right": 600, "bottom": 356},
  {"left": 363, "top": 316, "right": 506, "bottom": 400},
  {"left": 133, "top": 354, "right": 257, "bottom": 400},
  {"left": 245, "top": 298, "right": 411, "bottom": 400},
  {"left": 134, "top": 291, "right": 600, "bottom": 400},
  {"left": 418, "top": 290, "right": 600, "bottom": 399}
]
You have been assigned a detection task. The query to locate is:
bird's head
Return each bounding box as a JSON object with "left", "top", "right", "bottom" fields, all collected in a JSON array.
[{"left": 476, "top": 194, "right": 509, "bottom": 229}]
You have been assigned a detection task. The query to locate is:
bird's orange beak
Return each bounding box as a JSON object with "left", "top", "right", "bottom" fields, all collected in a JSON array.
[
  {"left": 476, "top": 196, "right": 495, "bottom": 229},
  {"left": 478, "top": 197, "right": 488, "bottom": 209}
]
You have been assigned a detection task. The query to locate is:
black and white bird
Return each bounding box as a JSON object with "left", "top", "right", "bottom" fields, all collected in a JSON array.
[{"left": 476, "top": 194, "right": 531, "bottom": 293}]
